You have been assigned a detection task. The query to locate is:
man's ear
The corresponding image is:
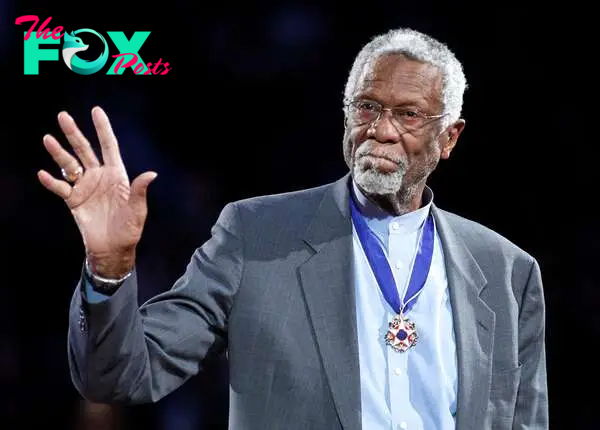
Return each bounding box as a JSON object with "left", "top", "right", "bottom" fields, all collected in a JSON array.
[{"left": 441, "top": 119, "right": 465, "bottom": 159}]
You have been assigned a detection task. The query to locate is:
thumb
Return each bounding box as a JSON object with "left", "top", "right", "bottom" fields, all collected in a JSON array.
[{"left": 130, "top": 171, "right": 158, "bottom": 215}]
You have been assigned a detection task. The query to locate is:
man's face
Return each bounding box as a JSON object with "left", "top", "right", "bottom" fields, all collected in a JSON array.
[{"left": 343, "top": 53, "right": 462, "bottom": 196}]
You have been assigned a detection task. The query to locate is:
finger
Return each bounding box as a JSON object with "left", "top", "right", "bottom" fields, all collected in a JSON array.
[
  {"left": 43, "top": 134, "right": 82, "bottom": 175},
  {"left": 91, "top": 106, "right": 124, "bottom": 168},
  {"left": 57, "top": 111, "right": 101, "bottom": 169},
  {"left": 37, "top": 169, "right": 72, "bottom": 200},
  {"left": 130, "top": 171, "right": 158, "bottom": 215}
]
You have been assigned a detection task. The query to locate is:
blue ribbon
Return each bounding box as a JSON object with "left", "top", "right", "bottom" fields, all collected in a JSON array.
[{"left": 350, "top": 194, "right": 435, "bottom": 315}]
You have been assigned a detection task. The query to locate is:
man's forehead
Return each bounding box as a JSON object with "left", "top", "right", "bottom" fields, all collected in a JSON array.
[
  {"left": 362, "top": 54, "right": 441, "bottom": 84},
  {"left": 355, "top": 54, "right": 443, "bottom": 104}
]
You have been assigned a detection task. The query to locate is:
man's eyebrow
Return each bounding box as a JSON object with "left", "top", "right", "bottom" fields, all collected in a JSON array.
[{"left": 353, "top": 92, "right": 430, "bottom": 108}]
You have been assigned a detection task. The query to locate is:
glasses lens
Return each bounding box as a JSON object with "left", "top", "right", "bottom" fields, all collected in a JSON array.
[
  {"left": 393, "top": 114, "right": 419, "bottom": 132},
  {"left": 350, "top": 101, "right": 379, "bottom": 125}
]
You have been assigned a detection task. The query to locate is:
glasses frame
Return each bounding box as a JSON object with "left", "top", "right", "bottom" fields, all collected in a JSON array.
[{"left": 345, "top": 99, "right": 448, "bottom": 132}]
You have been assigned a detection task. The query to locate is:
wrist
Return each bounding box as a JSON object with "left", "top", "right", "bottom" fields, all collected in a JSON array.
[
  {"left": 86, "top": 249, "right": 135, "bottom": 279},
  {"left": 84, "top": 258, "right": 133, "bottom": 294}
]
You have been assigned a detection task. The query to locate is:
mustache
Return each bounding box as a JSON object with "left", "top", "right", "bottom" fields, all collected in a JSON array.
[{"left": 355, "top": 144, "right": 404, "bottom": 166}]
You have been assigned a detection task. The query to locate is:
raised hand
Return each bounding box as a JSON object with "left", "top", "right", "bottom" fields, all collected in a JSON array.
[{"left": 38, "top": 106, "right": 157, "bottom": 278}]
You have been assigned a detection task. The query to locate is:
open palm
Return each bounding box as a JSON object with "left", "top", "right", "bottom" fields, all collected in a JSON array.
[{"left": 38, "top": 106, "right": 157, "bottom": 275}]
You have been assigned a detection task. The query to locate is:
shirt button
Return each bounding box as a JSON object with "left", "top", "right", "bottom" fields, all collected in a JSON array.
[
  {"left": 391, "top": 222, "right": 400, "bottom": 230},
  {"left": 399, "top": 422, "right": 408, "bottom": 430},
  {"left": 395, "top": 260, "right": 403, "bottom": 269},
  {"left": 394, "top": 368, "right": 402, "bottom": 376}
]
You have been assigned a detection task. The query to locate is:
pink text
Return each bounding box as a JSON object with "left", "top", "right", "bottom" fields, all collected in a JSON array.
[
  {"left": 15, "top": 15, "right": 63, "bottom": 40},
  {"left": 111, "top": 53, "right": 172, "bottom": 75}
]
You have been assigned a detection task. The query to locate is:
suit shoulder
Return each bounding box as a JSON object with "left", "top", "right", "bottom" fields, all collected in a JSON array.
[
  {"left": 217, "top": 179, "right": 342, "bottom": 238},
  {"left": 231, "top": 181, "right": 333, "bottom": 214},
  {"left": 218, "top": 180, "right": 341, "bottom": 247},
  {"left": 437, "top": 208, "right": 536, "bottom": 263}
]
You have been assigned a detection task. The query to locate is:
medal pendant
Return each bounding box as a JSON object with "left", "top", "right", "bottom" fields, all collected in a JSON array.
[{"left": 385, "top": 314, "right": 418, "bottom": 352}]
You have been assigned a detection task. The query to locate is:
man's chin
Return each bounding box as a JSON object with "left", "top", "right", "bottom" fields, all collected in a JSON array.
[{"left": 353, "top": 168, "right": 403, "bottom": 196}]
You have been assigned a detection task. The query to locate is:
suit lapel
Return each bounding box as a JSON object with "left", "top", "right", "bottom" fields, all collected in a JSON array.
[
  {"left": 432, "top": 206, "right": 495, "bottom": 430},
  {"left": 298, "top": 174, "right": 362, "bottom": 430}
]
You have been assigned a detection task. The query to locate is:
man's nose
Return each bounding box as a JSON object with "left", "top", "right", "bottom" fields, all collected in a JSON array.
[{"left": 370, "top": 110, "right": 402, "bottom": 143}]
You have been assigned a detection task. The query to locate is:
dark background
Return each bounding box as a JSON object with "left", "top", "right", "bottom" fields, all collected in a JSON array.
[{"left": 2, "top": 0, "right": 597, "bottom": 428}]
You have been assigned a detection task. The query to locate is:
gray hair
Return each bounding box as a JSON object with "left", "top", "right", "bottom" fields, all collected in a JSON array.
[{"left": 343, "top": 28, "right": 468, "bottom": 128}]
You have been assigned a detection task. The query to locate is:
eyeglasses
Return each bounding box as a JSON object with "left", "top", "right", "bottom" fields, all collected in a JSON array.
[{"left": 345, "top": 99, "right": 447, "bottom": 132}]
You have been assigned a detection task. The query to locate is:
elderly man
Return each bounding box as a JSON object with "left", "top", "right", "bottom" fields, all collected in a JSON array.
[{"left": 39, "top": 28, "right": 548, "bottom": 429}]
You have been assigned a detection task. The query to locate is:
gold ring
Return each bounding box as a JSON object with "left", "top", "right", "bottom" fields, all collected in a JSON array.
[{"left": 61, "top": 165, "right": 84, "bottom": 183}]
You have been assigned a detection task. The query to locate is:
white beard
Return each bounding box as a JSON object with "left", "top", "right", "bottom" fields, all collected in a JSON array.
[{"left": 352, "top": 142, "right": 406, "bottom": 195}]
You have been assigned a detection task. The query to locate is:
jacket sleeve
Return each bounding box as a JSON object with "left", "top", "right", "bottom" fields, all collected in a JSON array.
[
  {"left": 512, "top": 258, "right": 549, "bottom": 429},
  {"left": 68, "top": 202, "right": 243, "bottom": 404}
]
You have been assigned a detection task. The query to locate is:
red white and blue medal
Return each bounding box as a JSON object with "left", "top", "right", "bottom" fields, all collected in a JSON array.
[
  {"left": 350, "top": 195, "right": 435, "bottom": 352},
  {"left": 385, "top": 313, "right": 418, "bottom": 353}
]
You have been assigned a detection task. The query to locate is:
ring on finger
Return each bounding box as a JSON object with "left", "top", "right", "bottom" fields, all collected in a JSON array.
[{"left": 61, "top": 165, "right": 84, "bottom": 183}]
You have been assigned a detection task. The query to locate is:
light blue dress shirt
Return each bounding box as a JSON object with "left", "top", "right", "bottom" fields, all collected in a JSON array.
[{"left": 351, "top": 181, "right": 457, "bottom": 430}]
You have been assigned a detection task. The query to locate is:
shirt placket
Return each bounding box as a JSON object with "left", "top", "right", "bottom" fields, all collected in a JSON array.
[{"left": 387, "top": 221, "right": 417, "bottom": 430}]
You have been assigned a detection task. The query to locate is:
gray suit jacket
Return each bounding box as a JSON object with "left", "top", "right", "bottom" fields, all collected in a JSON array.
[{"left": 69, "top": 174, "right": 548, "bottom": 429}]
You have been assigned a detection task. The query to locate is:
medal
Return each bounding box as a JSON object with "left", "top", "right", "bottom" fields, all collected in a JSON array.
[
  {"left": 350, "top": 190, "right": 435, "bottom": 353},
  {"left": 385, "top": 314, "right": 418, "bottom": 352}
]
